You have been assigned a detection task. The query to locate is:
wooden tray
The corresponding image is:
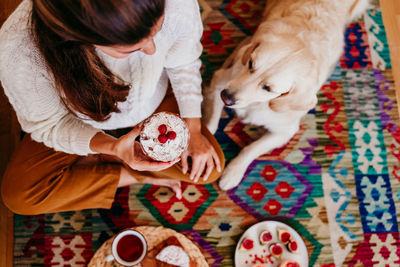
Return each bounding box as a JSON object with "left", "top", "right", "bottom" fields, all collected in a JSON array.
[{"left": 88, "top": 226, "right": 208, "bottom": 267}]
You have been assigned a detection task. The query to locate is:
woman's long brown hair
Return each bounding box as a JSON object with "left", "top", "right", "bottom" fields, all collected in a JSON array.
[{"left": 31, "top": 0, "right": 165, "bottom": 121}]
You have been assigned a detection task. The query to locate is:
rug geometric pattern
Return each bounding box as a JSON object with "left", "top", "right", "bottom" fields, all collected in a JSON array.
[{"left": 13, "top": 0, "right": 400, "bottom": 266}]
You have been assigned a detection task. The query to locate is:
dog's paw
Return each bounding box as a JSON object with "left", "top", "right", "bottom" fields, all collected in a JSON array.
[{"left": 218, "top": 165, "right": 246, "bottom": 191}]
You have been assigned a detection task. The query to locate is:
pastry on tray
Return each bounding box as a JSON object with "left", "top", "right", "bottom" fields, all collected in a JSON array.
[{"left": 140, "top": 236, "right": 195, "bottom": 267}]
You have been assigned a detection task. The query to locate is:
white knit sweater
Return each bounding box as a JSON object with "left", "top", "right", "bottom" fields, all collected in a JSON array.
[{"left": 0, "top": 0, "right": 204, "bottom": 155}]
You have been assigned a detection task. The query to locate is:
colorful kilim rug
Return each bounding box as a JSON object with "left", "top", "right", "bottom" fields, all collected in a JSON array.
[{"left": 12, "top": 0, "right": 400, "bottom": 266}]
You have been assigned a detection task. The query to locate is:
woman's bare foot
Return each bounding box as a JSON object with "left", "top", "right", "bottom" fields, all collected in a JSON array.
[{"left": 119, "top": 167, "right": 182, "bottom": 199}]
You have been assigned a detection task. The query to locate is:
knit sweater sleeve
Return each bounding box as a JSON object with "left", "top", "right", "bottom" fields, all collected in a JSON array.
[
  {"left": 0, "top": 37, "right": 101, "bottom": 155},
  {"left": 164, "top": 0, "right": 204, "bottom": 118}
]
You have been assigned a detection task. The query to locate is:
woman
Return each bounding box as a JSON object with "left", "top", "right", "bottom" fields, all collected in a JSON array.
[{"left": 0, "top": 0, "right": 224, "bottom": 215}]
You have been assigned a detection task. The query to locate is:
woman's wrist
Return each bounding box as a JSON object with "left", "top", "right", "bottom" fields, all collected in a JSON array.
[
  {"left": 89, "top": 131, "right": 119, "bottom": 156},
  {"left": 183, "top": 117, "right": 202, "bottom": 133}
]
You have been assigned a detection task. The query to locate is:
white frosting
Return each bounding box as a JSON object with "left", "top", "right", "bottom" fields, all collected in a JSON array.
[
  {"left": 155, "top": 245, "right": 190, "bottom": 267},
  {"left": 140, "top": 112, "right": 189, "bottom": 162}
]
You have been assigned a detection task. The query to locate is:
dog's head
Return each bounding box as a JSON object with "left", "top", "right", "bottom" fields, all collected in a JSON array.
[{"left": 221, "top": 34, "right": 318, "bottom": 113}]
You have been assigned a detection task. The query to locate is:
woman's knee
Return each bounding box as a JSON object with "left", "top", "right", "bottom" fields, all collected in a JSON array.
[
  {"left": 2, "top": 175, "right": 32, "bottom": 215},
  {"left": 1, "top": 189, "right": 32, "bottom": 215},
  {"left": 1, "top": 184, "right": 48, "bottom": 215},
  {"left": 1, "top": 163, "right": 46, "bottom": 215}
]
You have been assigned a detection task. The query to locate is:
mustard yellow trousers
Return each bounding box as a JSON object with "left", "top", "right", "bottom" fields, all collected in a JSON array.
[{"left": 1, "top": 93, "right": 225, "bottom": 215}]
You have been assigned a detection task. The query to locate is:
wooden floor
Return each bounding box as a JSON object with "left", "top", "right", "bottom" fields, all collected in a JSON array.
[
  {"left": 381, "top": 0, "right": 400, "bottom": 117},
  {"left": 1, "top": 0, "right": 400, "bottom": 266},
  {"left": 0, "top": 89, "right": 19, "bottom": 267},
  {"left": 0, "top": 2, "right": 22, "bottom": 267}
]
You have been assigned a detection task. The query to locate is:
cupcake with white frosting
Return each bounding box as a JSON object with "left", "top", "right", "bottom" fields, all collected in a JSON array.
[{"left": 140, "top": 112, "right": 189, "bottom": 162}]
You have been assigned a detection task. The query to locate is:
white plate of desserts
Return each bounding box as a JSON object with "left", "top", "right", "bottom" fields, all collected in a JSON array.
[{"left": 235, "top": 221, "right": 308, "bottom": 267}]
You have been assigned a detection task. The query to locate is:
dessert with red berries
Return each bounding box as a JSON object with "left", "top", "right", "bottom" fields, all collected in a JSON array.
[
  {"left": 287, "top": 240, "right": 299, "bottom": 253},
  {"left": 278, "top": 228, "right": 292, "bottom": 245},
  {"left": 140, "top": 112, "right": 189, "bottom": 162},
  {"left": 259, "top": 230, "right": 273, "bottom": 245},
  {"left": 239, "top": 238, "right": 254, "bottom": 251},
  {"left": 269, "top": 243, "right": 283, "bottom": 260}
]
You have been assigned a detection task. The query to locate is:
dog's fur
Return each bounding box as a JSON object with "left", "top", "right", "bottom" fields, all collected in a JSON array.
[{"left": 203, "top": 0, "right": 370, "bottom": 190}]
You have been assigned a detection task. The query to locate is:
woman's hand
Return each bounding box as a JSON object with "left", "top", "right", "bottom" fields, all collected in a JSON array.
[
  {"left": 90, "top": 126, "right": 176, "bottom": 172},
  {"left": 181, "top": 118, "right": 221, "bottom": 182},
  {"left": 114, "top": 126, "right": 178, "bottom": 171}
]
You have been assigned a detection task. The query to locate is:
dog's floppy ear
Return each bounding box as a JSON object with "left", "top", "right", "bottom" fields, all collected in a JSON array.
[
  {"left": 241, "top": 42, "right": 260, "bottom": 66},
  {"left": 222, "top": 37, "right": 252, "bottom": 69},
  {"left": 269, "top": 85, "right": 317, "bottom": 112}
]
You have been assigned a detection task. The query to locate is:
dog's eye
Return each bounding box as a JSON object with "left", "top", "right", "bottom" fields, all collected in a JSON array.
[
  {"left": 262, "top": 84, "right": 271, "bottom": 92},
  {"left": 248, "top": 59, "right": 253, "bottom": 71}
]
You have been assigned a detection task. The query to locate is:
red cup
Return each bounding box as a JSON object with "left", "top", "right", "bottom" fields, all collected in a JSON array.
[{"left": 105, "top": 230, "right": 147, "bottom": 266}]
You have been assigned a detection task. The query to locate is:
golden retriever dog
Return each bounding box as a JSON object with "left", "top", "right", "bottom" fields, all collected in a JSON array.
[{"left": 203, "top": 0, "right": 370, "bottom": 190}]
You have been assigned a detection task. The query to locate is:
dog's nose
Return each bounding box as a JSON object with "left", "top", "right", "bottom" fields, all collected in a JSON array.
[{"left": 221, "top": 89, "right": 235, "bottom": 106}]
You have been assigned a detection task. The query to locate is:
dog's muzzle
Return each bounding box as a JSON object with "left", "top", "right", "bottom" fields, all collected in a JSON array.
[{"left": 221, "top": 89, "right": 235, "bottom": 106}]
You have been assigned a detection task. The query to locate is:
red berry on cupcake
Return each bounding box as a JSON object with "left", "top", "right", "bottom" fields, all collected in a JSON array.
[
  {"left": 158, "top": 134, "right": 168, "bottom": 144},
  {"left": 167, "top": 131, "right": 176, "bottom": 140},
  {"left": 158, "top": 124, "right": 167, "bottom": 134}
]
